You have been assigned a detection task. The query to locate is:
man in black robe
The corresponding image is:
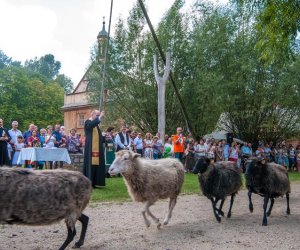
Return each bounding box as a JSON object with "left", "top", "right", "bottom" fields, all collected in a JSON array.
[
  {"left": 0, "top": 118, "right": 11, "bottom": 166},
  {"left": 83, "top": 110, "right": 106, "bottom": 188}
]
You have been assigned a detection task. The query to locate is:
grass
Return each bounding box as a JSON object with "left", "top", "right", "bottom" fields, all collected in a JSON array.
[
  {"left": 91, "top": 174, "right": 203, "bottom": 203},
  {"left": 91, "top": 177, "right": 129, "bottom": 202},
  {"left": 91, "top": 172, "right": 300, "bottom": 203},
  {"left": 288, "top": 171, "right": 300, "bottom": 182}
]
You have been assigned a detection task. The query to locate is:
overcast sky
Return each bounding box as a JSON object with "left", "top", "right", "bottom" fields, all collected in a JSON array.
[{"left": 0, "top": 0, "right": 225, "bottom": 86}]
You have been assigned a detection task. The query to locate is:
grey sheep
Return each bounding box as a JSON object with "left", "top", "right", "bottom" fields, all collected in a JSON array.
[
  {"left": 108, "top": 150, "right": 184, "bottom": 228},
  {"left": 0, "top": 167, "right": 92, "bottom": 250},
  {"left": 192, "top": 157, "right": 242, "bottom": 222},
  {"left": 245, "top": 158, "right": 291, "bottom": 226}
]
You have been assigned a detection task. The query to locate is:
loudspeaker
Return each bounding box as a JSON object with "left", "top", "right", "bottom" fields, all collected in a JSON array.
[{"left": 226, "top": 133, "right": 233, "bottom": 145}]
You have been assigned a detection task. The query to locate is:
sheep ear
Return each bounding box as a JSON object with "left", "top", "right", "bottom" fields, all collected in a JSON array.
[
  {"left": 133, "top": 153, "right": 140, "bottom": 159},
  {"left": 257, "top": 157, "right": 266, "bottom": 165}
]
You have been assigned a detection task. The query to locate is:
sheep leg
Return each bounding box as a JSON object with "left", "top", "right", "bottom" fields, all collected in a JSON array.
[
  {"left": 73, "top": 214, "right": 89, "bottom": 248},
  {"left": 286, "top": 193, "right": 290, "bottom": 215},
  {"left": 142, "top": 207, "right": 151, "bottom": 228},
  {"left": 59, "top": 225, "right": 76, "bottom": 250},
  {"left": 262, "top": 195, "right": 269, "bottom": 226},
  {"left": 210, "top": 198, "right": 221, "bottom": 223},
  {"left": 248, "top": 191, "right": 254, "bottom": 213},
  {"left": 227, "top": 194, "right": 235, "bottom": 218},
  {"left": 145, "top": 201, "right": 161, "bottom": 229},
  {"left": 217, "top": 199, "right": 225, "bottom": 217},
  {"left": 266, "top": 198, "right": 275, "bottom": 217},
  {"left": 163, "top": 197, "right": 177, "bottom": 225}
]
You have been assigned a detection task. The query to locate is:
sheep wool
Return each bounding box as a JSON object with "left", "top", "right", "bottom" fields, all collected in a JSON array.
[
  {"left": 245, "top": 159, "right": 291, "bottom": 226},
  {"left": 193, "top": 157, "right": 242, "bottom": 222},
  {"left": 109, "top": 150, "right": 184, "bottom": 228},
  {"left": 0, "top": 167, "right": 92, "bottom": 250}
]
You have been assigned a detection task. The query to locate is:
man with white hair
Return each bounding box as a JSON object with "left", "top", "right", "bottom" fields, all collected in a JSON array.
[
  {"left": 23, "top": 123, "right": 35, "bottom": 146},
  {"left": 83, "top": 110, "right": 105, "bottom": 188},
  {"left": 7, "top": 121, "right": 22, "bottom": 166},
  {"left": 60, "top": 126, "right": 66, "bottom": 136}
]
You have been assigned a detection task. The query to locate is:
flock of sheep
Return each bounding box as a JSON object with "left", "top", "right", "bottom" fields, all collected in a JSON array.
[{"left": 0, "top": 150, "right": 291, "bottom": 249}]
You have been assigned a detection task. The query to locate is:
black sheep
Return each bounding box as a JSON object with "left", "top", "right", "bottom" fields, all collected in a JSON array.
[
  {"left": 245, "top": 159, "right": 290, "bottom": 226},
  {"left": 192, "top": 157, "right": 242, "bottom": 222}
]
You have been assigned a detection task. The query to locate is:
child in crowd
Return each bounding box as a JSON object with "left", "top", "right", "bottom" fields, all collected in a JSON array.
[{"left": 12, "top": 135, "right": 24, "bottom": 167}]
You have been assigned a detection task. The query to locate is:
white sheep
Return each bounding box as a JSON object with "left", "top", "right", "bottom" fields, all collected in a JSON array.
[
  {"left": 0, "top": 167, "right": 92, "bottom": 250},
  {"left": 108, "top": 150, "right": 184, "bottom": 228}
]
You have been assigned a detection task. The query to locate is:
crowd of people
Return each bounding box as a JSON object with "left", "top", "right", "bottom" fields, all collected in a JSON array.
[
  {"left": 0, "top": 118, "right": 84, "bottom": 168},
  {"left": 1, "top": 117, "right": 300, "bottom": 174},
  {"left": 104, "top": 125, "right": 300, "bottom": 173},
  {"left": 105, "top": 126, "right": 300, "bottom": 172}
]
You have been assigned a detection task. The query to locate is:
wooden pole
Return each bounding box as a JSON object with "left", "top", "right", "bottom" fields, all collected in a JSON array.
[
  {"left": 99, "top": 0, "right": 113, "bottom": 112},
  {"left": 153, "top": 49, "right": 171, "bottom": 144},
  {"left": 102, "top": 89, "right": 108, "bottom": 112}
]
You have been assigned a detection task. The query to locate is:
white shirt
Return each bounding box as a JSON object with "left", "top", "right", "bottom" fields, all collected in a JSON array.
[
  {"left": 8, "top": 128, "right": 22, "bottom": 144},
  {"left": 44, "top": 134, "right": 56, "bottom": 148},
  {"left": 207, "top": 145, "right": 216, "bottom": 158},
  {"left": 115, "top": 132, "right": 131, "bottom": 149},
  {"left": 7, "top": 128, "right": 22, "bottom": 151},
  {"left": 195, "top": 144, "right": 208, "bottom": 157},
  {"left": 164, "top": 142, "right": 173, "bottom": 153},
  {"left": 230, "top": 147, "right": 239, "bottom": 159}
]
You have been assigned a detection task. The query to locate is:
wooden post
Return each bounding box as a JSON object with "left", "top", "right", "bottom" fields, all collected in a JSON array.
[
  {"left": 102, "top": 89, "right": 108, "bottom": 111},
  {"left": 138, "top": 0, "right": 194, "bottom": 136},
  {"left": 153, "top": 49, "right": 171, "bottom": 144}
]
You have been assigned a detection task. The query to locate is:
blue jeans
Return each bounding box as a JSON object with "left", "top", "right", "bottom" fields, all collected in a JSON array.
[
  {"left": 153, "top": 153, "right": 162, "bottom": 160},
  {"left": 175, "top": 152, "right": 183, "bottom": 162}
]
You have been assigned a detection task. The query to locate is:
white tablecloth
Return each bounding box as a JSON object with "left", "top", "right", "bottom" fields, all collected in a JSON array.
[{"left": 17, "top": 148, "right": 71, "bottom": 164}]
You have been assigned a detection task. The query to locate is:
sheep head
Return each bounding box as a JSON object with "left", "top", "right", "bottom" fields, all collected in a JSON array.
[
  {"left": 192, "top": 157, "right": 210, "bottom": 174},
  {"left": 245, "top": 158, "right": 267, "bottom": 177},
  {"left": 109, "top": 150, "right": 140, "bottom": 175}
]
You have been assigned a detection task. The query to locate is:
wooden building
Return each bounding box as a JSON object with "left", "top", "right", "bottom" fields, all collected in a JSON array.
[{"left": 61, "top": 71, "right": 97, "bottom": 135}]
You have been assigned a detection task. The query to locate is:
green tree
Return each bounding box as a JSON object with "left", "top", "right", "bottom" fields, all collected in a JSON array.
[
  {"left": 214, "top": 3, "right": 300, "bottom": 142},
  {"left": 233, "top": 0, "right": 300, "bottom": 64},
  {"left": 0, "top": 50, "right": 21, "bottom": 69},
  {"left": 24, "top": 54, "right": 73, "bottom": 94},
  {"left": 84, "top": 0, "right": 299, "bottom": 143},
  {"left": 54, "top": 74, "right": 74, "bottom": 94},
  {"left": 25, "top": 54, "right": 61, "bottom": 80},
  {"left": 0, "top": 66, "right": 64, "bottom": 131}
]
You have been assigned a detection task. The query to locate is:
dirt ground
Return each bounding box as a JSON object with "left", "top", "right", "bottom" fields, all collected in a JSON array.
[{"left": 1, "top": 183, "right": 300, "bottom": 250}]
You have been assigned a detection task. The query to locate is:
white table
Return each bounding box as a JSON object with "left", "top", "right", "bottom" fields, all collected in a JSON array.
[{"left": 17, "top": 148, "right": 71, "bottom": 164}]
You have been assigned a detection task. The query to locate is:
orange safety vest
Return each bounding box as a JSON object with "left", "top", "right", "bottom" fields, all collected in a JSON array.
[{"left": 172, "top": 134, "right": 185, "bottom": 153}]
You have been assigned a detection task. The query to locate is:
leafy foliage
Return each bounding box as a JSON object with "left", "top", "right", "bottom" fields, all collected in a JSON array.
[
  {"left": 24, "top": 54, "right": 73, "bottom": 93},
  {"left": 232, "top": 0, "right": 300, "bottom": 64},
  {"left": 0, "top": 50, "right": 21, "bottom": 69},
  {"left": 54, "top": 74, "right": 74, "bottom": 94},
  {"left": 86, "top": 0, "right": 300, "bottom": 142},
  {"left": 0, "top": 51, "right": 67, "bottom": 131},
  {"left": 25, "top": 54, "right": 61, "bottom": 80}
]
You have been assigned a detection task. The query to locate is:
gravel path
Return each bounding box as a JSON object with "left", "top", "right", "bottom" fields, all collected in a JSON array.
[{"left": 1, "top": 183, "right": 300, "bottom": 250}]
